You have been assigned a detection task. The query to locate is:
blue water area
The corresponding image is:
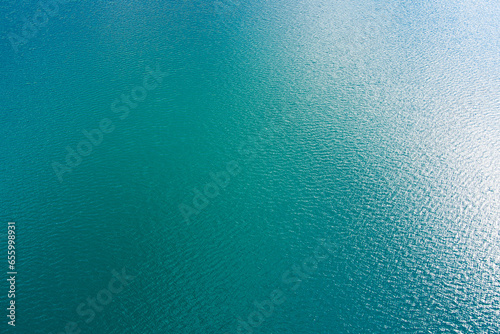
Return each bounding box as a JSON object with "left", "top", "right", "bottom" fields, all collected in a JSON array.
[{"left": 1, "top": 0, "right": 499, "bottom": 333}]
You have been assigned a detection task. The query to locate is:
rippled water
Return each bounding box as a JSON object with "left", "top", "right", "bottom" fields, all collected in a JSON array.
[{"left": 1, "top": 0, "right": 499, "bottom": 333}]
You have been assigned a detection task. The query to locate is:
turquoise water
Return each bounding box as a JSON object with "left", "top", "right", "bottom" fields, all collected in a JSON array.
[{"left": 1, "top": 0, "right": 499, "bottom": 333}]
